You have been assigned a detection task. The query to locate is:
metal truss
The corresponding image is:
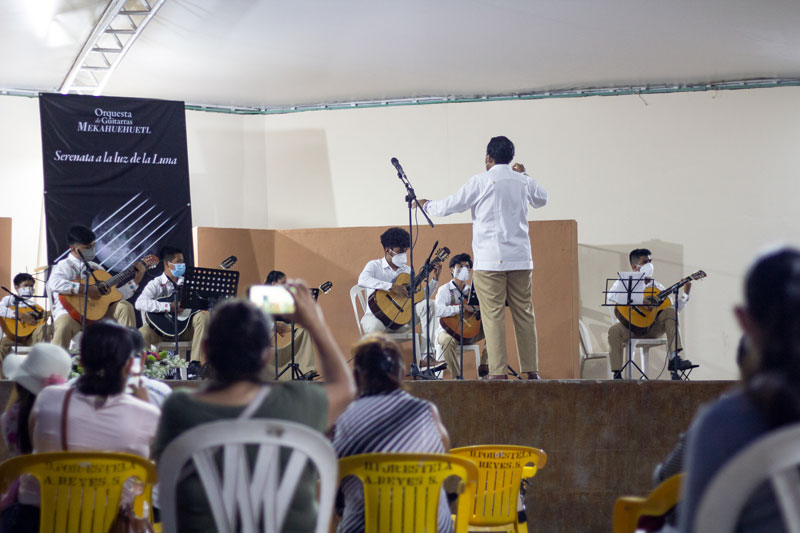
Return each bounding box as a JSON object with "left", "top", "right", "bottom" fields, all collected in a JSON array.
[{"left": 59, "top": 0, "right": 167, "bottom": 96}]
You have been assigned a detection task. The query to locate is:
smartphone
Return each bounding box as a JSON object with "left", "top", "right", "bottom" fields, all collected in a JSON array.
[
  {"left": 131, "top": 354, "right": 143, "bottom": 376},
  {"left": 248, "top": 285, "right": 296, "bottom": 316}
]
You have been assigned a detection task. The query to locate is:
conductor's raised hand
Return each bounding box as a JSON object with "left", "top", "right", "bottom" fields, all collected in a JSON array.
[
  {"left": 512, "top": 163, "right": 526, "bottom": 173},
  {"left": 284, "top": 279, "right": 323, "bottom": 330},
  {"left": 415, "top": 198, "right": 429, "bottom": 210}
]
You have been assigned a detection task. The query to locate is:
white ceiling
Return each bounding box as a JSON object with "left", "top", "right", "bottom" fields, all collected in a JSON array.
[{"left": 2, "top": 0, "right": 800, "bottom": 109}]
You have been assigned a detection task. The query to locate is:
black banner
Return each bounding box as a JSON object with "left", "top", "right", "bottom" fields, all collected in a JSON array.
[{"left": 40, "top": 93, "right": 192, "bottom": 272}]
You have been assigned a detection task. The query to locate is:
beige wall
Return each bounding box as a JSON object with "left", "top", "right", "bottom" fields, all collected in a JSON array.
[
  {"left": 3, "top": 88, "right": 800, "bottom": 378},
  {"left": 194, "top": 220, "right": 579, "bottom": 379},
  {"left": 0, "top": 218, "right": 10, "bottom": 289}
]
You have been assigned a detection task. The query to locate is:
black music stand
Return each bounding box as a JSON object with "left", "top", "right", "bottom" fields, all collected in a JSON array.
[
  {"left": 180, "top": 267, "right": 239, "bottom": 359},
  {"left": 604, "top": 272, "right": 649, "bottom": 380}
]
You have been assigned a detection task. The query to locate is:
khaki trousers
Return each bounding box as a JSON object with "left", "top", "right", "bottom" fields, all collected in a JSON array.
[
  {"left": 607, "top": 307, "right": 681, "bottom": 370},
  {"left": 437, "top": 329, "right": 488, "bottom": 379},
  {"left": 360, "top": 299, "right": 437, "bottom": 356},
  {"left": 52, "top": 300, "right": 136, "bottom": 350},
  {"left": 472, "top": 270, "right": 539, "bottom": 376},
  {"left": 262, "top": 326, "right": 316, "bottom": 381},
  {"left": 139, "top": 310, "right": 210, "bottom": 362}
]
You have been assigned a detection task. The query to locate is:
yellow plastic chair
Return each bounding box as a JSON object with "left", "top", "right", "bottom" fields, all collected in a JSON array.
[
  {"left": 0, "top": 451, "right": 157, "bottom": 533},
  {"left": 612, "top": 473, "right": 684, "bottom": 533},
  {"left": 338, "top": 452, "right": 479, "bottom": 533},
  {"left": 449, "top": 445, "right": 547, "bottom": 533}
]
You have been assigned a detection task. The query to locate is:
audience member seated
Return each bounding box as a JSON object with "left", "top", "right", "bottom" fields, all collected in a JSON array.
[
  {"left": 3, "top": 321, "right": 160, "bottom": 533},
  {"left": 332, "top": 334, "right": 452, "bottom": 533},
  {"left": 678, "top": 248, "right": 800, "bottom": 532},
  {"left": 153, "top": 280, "right": 355, "bottom": 533},
  {"left": 0, "top": 345, "right": 71, "bottom": 524}
]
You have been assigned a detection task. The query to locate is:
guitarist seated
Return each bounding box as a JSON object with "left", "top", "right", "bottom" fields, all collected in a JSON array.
[
  {"left": 48, "top": 224, "right": 143, "bottom": 350},
  {"left": 135, "top": 246, "right": 209, "bottom": 363},
  {"left": 607, "top": 248, "right": 693, "bottom": 378},
  {"left": 0, "top": 273, "right": 49, "bottom": 364},
  {"left": 434, "top": 254, "right": 489, "bottom": 379},
  {"left": 357, "top": 227, "right": 441, "bottom": 363},
  {"left": 260, "top": 270, "right": 318, "bottom": 381}
]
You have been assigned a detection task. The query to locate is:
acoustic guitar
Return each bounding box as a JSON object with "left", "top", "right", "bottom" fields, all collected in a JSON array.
[
  {"left": 440, "top": 288, "right": 482, "bottom": 343},
  {"left": 275, "top": 281, "right": 332, "bottom": 349},
  {"left": 614, "top": 270, "right": 707, "bottom": 335},
  {"left": 368, "top": 248, "right": 450, "bottom": 329},
  {"left": 59, "top": 255, "right": 160, "bottom": 323},
  {"left": 0, "top": 302, "right": 46, "bottom": 340},
  {"left": 145, "top": 254, "right": 240, "bottom": 336}
]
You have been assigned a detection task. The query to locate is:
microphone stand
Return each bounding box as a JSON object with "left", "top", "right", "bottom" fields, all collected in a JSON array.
[
  {"left": 1, "top": 287, "right": 23, "bottom": 355},
  {"left": 171, "top": 277, "right": 180, "bottom": 360},
  {"left": 420, "top": 241, "right": 440, "bottom": 379},
  {"left": 453, "top": 283, "right": 467, "bottom": 380},
  {"left": 393, "top": 162, "right": 435, "bottom": 380},
  {"left": 76, "top": 250, "right": 103, "bottom": 334}
]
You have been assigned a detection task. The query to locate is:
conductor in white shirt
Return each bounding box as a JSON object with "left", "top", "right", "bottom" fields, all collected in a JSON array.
[{"left": 419, "top": 136, "right": 548, "bottom": 380}]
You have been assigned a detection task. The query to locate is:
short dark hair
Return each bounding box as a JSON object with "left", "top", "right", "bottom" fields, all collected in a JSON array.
[
  {"left": 449, "top": 253, "right": 473, "bottom": 269},
  {"left": 77, "top": 321, "right": 135, "bottom": 397},
  {"left": 13, "top": 273, "right": 34, "bottom": 287},
  {"left": 159, "top": 246, "right": 183, "bottom": 263},
  {"left": 380, "top": 227, "right": 411, "bottom": 250},
  {"left": 205, "top": 299, "right": 271, "bottom": 385},
  {"left": 487, "top": 136, "right": 515, "bottom": 165},
  {"left": 629, "top": 248, "right": 652, "bottom": 267},
  {"left": 66, "top": 224, "right": 95, "bottom": 246},
  {"left": 352, "top": 334, "right": 404, "bottom": 397},
  {"left": 265, "top": 270, "right": 286, "bottom": 285}
]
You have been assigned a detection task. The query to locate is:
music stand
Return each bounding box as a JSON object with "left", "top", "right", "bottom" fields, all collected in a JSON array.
[
  {"left": 179, "top": 267, "right": 239, "bottom": 359},
  {"left": 603, "top": 271, "right": 649, "bottom": 380}
]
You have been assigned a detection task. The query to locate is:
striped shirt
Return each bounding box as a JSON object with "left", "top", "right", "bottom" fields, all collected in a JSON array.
[{"left": 333, "top": 389, "right": 453, "bottom": 533}]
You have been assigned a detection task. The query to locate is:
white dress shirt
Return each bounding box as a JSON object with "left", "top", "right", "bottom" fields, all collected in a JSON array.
[
  {"left": 135, "top": 273, "right": 183, "bottom": 320},
  {"left": 607, "top": 276, "right": 689, "bottom": 312},
  {"left": 47, "top": 253, "right": 137, "bottom": 320},
  {"left": 424, "top": 164, "right": 548, "bottom": 271},
  {"left": 434, "top": 280, "right": 473, "bottom": 337},
  {"left": 358, "top": 257, "right": 438, "bottom": 317}
]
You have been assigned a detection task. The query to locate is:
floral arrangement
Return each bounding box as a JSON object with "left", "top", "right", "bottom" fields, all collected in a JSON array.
[{"left": 68, "top": 349, "right": 189, "bottom": 380}]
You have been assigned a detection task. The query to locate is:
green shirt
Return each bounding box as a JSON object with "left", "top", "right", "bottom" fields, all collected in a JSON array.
[{"left": 153, "top": 382, "right": 328, "bottom": 532}]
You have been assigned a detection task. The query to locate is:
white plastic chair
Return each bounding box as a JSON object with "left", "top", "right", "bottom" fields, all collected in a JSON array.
[
  {"left": 695, "top": 423, "right": 800, "bottom": 533},
  {"left": 350, "top": 285, "right": 421, "bottom": 360},
  {"left": 578, "top": 319, "right": 612, "bottom": 379},
  {"left": 157, "top": 418, "right": 338, "bottom": 533}
]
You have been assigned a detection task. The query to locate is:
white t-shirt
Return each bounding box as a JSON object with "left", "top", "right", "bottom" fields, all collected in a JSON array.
[{"left": 19, "top": 384, "right": 160, "bottom": 505}]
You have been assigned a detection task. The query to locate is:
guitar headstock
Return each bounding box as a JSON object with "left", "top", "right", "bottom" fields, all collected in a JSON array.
[
  {"left": 690, "top": 270, "right": 707, "bottom": 281},
  {"left": 432, "top": 247, "right": 450, "bottom": 265},
  {"left": 141, "top": 255, "right": 160, "bottom": 269}
]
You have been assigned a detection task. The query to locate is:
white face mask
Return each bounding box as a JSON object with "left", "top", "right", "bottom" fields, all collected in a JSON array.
[
  {"left": 391, "top": 252, "right": 407, "bottom": 268},
  {"left": 639, "top": 262, "right": 654, "bottom": 278},
  {"left": 454, "top": 267, "right": 471, "bottom": 282},
  {"left": 77, "top": 246, "right": 96, "bottom": 261},
  {"left": 17, "top": 287, "right": 34, "bottom": 297}
]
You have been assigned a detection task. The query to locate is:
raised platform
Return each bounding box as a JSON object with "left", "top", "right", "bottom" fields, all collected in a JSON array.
[{"left": 0, "top": 378, "right": 735, "bottom": 532}]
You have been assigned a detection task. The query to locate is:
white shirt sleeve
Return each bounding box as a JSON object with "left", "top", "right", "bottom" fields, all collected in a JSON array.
[
  {"left": 526, "top": 175, "right": 548, "bottom": 208},
  {"left": 0, "top": 296, "right": 16, "bottom": 318},
  {"left": 435, "top": 286, "right": 460, "bottom": 318},
  {"left": 48, "top": 260, "right": 81, "bottom": 296},
  {"left": 135, "top": 279, "right": 171, "bottom": 313},
  {"left": 358, "top": 261, "right": 394, "bottom": 292},
  {"left": 425, "top": 175, "right": 481, "bottom": 218}
]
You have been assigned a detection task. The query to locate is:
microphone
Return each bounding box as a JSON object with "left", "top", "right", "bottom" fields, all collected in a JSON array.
[
  {"left": 423, "top": 240, "right": 439, "bottom": 267},
  {"left": 391, "top": 157, "right": 406, "bottom": 179}
]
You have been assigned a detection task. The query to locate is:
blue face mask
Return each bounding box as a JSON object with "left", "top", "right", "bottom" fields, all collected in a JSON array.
[{"left": 170, "top": 263, "right": 186, "bottom": 278}]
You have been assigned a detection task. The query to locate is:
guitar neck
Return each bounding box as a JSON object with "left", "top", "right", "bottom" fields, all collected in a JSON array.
[{"left": 102, "top": 265, "right": 137, "bottom": 288}]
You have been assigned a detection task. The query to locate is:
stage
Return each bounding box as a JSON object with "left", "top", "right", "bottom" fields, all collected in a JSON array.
[{"left": 0, "top": 378, "right": 734, "bottom": 532}]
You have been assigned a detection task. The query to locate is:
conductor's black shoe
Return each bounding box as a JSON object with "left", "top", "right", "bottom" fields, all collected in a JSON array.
[
  {"left": 613, "top": 371, "right": 623, "bottom": 380},
  {"left": 477, "top": 364, "right": 489, "bottom": 378},
  {"left": 668, "top": 355, "right": 693, "bottom": 371}
]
